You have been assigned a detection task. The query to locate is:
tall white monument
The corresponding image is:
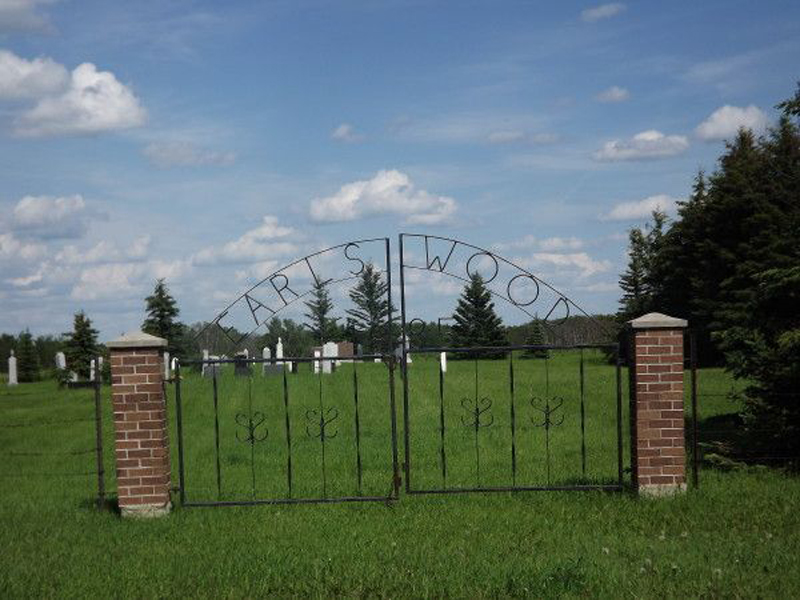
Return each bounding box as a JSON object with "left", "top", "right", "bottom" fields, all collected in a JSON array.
[{"left": 8, "top": 350, "right": 18, "bottom": 386}]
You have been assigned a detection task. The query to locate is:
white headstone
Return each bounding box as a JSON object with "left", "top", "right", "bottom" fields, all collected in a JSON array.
[
  {"left": 202, "top": 349, "right": 209, "bottom": 377},
  {"left": 171, "top": 357, "right": 177, "bottom": 371},
  {"left": 242, "top": 348, "right": 249, "bottom": 359},
  {"left": 405, "top": 335, "right": 413, "bottom": 364},
  {"left": 163, "top": 351, "right": 170, "bottom": 380},
  {"left": 276, "top": 337, "right": 284, "bottom": 365},
  {"left": 97, "top": 356, "right": 103, "bottom": 375},
  {"left": 7, "top": 350, "right": 18, "bottom": 386},
  {"left": 322, "top": 341, "right": 337, "bottom": 374},
  {"left": 374, "top": 357, "right": 382, "bottom": 363},
  {"left": 55, "top": 351, "right": 66, "bottom": 370},
  {"left": 357, "top": 343, "right": 363, "bottom": 357},
  {"left": 262, "top": 346, "right": 271, "bottom": 375},
  {"left": 313, "top": 349, "right": 321, "bottom": 374},
  {"left": 440, "top": 352, "right": 447, "bottom": 373},
  {"left": 89, "top": 359, "right": 96, "bottom": 382},
  {"left": 70, "top": 371, "right": 78, "bottom": 382}
]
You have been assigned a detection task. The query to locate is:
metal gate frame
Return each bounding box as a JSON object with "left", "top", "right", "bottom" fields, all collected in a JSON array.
[{"left": 397, "top": 233, "right": 624, "bottom": 495}]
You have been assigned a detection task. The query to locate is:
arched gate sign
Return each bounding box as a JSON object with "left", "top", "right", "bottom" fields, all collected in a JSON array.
[{"left": 175, "top": 234, "right": 622, "bottom": 507}]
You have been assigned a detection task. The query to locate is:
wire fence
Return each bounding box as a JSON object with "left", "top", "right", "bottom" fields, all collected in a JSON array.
[{"left": 0, "top": 368, "right": 106, "bottom": 506}]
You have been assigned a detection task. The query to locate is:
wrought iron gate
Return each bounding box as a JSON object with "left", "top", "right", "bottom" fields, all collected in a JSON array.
[{"left": 176, "top": 234, "right": 622, "bottom": 508}]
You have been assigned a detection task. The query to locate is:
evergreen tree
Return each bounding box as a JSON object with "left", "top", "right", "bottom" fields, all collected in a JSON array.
[
  {"left": 522, "top": 319, "right": 549, "bottom": 359},
  {"left": 16, "top": 330, "right": 40, "bottom": 382},
  {"left": 346, "top": 263, "right": 394, "bottom": 354},
  {"left": 451, "top": 273, "right": 508, "bottom": 359},
  {"left": 64, "top": 312, "right": 99, "bottom": 380},
  {"left": 142, "top": 279, "right": 185, "bottom": 357},
  {"left": 303, "top": 280, "right": 339, "bottom": 344},
  {"left": 617, "top": 211, "right": 666, "bottom": 323}
]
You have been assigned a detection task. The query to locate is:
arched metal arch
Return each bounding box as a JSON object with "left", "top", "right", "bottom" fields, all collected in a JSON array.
[
  {"left": 194, "top": 237, "right": 392, "bottom": 350},
  {"left": 398, "top": 233, "right": 614, "bottom": 344}
]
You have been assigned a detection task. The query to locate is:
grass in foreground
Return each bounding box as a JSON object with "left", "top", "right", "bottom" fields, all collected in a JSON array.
[{"left": 0, "top": 360, "right": 798, "bottom": 598}]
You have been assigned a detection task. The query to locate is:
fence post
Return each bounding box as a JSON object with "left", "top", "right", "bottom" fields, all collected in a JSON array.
[
  {"left": 107, "top": 331, "right": 171, "bottom": 517},
  {"left": 628, "top": 312, "right": 688, "bottom": 497}
]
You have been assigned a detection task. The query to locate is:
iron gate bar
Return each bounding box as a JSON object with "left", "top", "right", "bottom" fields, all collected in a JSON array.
[
  {"left": 509, "top": 354, "right": 517, "bottom": 487},
  {"left": 383, "top": 238, "right": 401, "bottom": 499},
  {"left": 352, "top": 364, "right": 362, "bottom": 496},
  {"left": 616, "top": 350, "right": 624, "bottom": 487},
  {"left": 175, "top": 360, "right": 186, "bottom": 505},
  {"left": 580, "top": 348, "right": 586, "bottom": 477},
  {"left": 398, "top": 234, "right": 412, "bottom": 494},
  {"left": 412, "top": 343, "right": 619, "bottom": 353},
  {"left": 407, "top": 484, "right": 623, "bottom": 495},
  {"left": 212, "top": 369, "right": 222, "bottom": 499},
  {"left": 439, "top": 352, "right": 447, "bottom": 488},
  {"left": 282, "top": 367, "right": 292, "bottom": 497}
]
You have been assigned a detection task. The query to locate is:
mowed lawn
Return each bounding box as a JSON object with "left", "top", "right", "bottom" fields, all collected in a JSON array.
[{"left": 1, "top": 351, "right": 799, "bottom": 598}]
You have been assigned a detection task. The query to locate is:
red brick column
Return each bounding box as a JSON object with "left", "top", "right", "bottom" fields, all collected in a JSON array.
[
  {"left": 628, "top": 313, "right": 688, "bottom": 497},
  {"left": 107, "top": 332, "right": 171, "bottom": 517}
]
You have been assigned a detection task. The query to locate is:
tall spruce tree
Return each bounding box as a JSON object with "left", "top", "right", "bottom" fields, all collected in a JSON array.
[
  {"left": 303, "top": 280, "right": 339, "bottom": 344},
  {"left": 522, "top": 319, "right": 549, "bottom": 359},
  {"left": 617, "top": 211, "right": 666, "bottom": 323},
  {"left": 142, "top": 279, "right": 185, "bottom": 357},
  {"left": 346, "top": 263, "right": 394, "bottom": 354},
  {"left": 451, "top": 273, "right": 507, "bottom": 359},
  {"left": 16, "top": 330, "right": 40, "bottom": 382},
  {"left": 64, "top": 312, "right": 99, "bottom": 380}
]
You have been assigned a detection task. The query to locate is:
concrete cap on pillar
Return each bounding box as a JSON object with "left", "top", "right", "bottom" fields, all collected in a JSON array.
[
  {"left": 628, "top": 312, "right": 688, "bottom": 329},
  {"left": 107, "top": 330, "right": 168, "bottom": 349}
]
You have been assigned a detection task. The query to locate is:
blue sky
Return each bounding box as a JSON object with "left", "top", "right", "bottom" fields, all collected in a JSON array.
[{"left": 1, "top": 0, "right": 798, "bottom": 339}]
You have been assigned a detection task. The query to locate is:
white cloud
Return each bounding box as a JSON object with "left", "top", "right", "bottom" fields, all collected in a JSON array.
[
  {"left": 55, "top": 235, "right": 150, "bottom": 265},
  {"left": 15, "top": 62, "right": 146, "bottom": 137},
  {"left": 695, "top": 105, "right": 769, "bottom": 141},
  {"left": 581, "top": 3, "right": 626, "bottom": 22},
  {"left": 594, "top": 130, "right": 689, "bottom": 161},
  {"left": 595, "top": 85, "right": 629, "bottom": 102},
  {"left": 127, "top": 235, "right": 150, "bottom": 259},
  {"left": 523, "top": 252, "right": 612, "bottom": 279},
  {"left": 392, "top": 112, "right": 547, "bottom": 145},
  {"left": 331, "top": 123, "right": 364, "bottom": 143},
  {"left": 143, "top": 141, "right": 236, "bottom": 168},
  {"left": 11, "top": 194, "right": 93, "bottom": 239},
  {"left": 70, "top": 259, "right": 188, "bottom": 301},
  {"left": 0, "top": 232, "right": 46, "bottom": 261},
  {"left": 495, "top": 235, "right": 583, "bottom": 252},
  {"left": 0, "top": 0, "right": 56, "bottom": 33},
  {"left": 310, "top": 169, "right": 457, "bottom": 225},
  {"left": 0, "top": 49, "right": 68, "bottom": 98},
  {"left": 193, "top": 215, "right": 297, "bottom": 265},
  {"left": 601, "top": 194, "right": 680, "bottom": 221}
]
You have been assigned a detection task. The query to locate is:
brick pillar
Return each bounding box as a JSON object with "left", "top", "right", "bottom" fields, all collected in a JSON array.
[
  {"left": 107, "top": 331, "right": 171, "bottom": 517},
  {"left": 628, "top": 313, "right": 688, "bottom": 497}
]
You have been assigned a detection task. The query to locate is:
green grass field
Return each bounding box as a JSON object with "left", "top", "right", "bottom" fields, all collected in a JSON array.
[{"left": 1, "top": 352, "right": 798, "bottom": 598}]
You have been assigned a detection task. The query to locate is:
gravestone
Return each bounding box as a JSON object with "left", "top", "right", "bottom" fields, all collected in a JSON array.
[
  {"left": 202, "top": 349, "right": 209, "bottom": 377},
  {"left": 262, "top": 347, "right": 281, "bottom": 376},
  {"left": 405, "top": 335, "right": 413, "bottom": 364},
  {"left": 242, "top": 348, "right": 249, "bottom": 359},
  {"left": 357, "top": 343, "right": 363, "bottom": 358},
  {"left": 276, "top": 337, "right": 284, "bottom": 365},
  {"left": 55, "top": 351, "right": 66, "bottom": 370},
  {"left": 171, "top": 357, "right": 177, "bottom": 372},
  {"left": 440, "top": 351, "right": 447, "bottom": 373},
  {"left": 322, "top": 341, "right": 337, "bottom": 374},
  {"left": 7, "top": 350, "right": 17, "bottom": 386},
  {"left": 163, "top": 352, "right": 171, "bottom": 381},
  {"left": 234, "top": 352, "right": 251, "bottom": 377},
  {"left": 203, "top": 355, "right": 220, "bottom": 378},
  {"left": 89, "top": 359, "right": 96, "bottom": 382},
  {"left": 97, "top": 356, "right": 103, "bottom": 378},
  {"left": 70, "top": 371, "right": 78, "bottom": 382},
  {"left": 313, "top": 350, "right": 321, "bottom": 374}
]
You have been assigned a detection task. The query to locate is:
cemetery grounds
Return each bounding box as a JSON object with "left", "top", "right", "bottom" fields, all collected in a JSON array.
[{"left": 1, "top": 350, "right": 799, "bottom": 598}]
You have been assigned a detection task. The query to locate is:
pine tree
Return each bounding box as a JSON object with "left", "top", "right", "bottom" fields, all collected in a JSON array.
[
  {"left": 142, "top": 279, "right": 185, "bottom": 357},
  {"left": 346, "top": 263, "right": 394, "bottom": 354},
  {"left": 64, "top": 312, "right": 99, "bottom": 380},
  {"left": 451, "top": 273, "right": 507, "bottom": 359},
  {"left": 16, "top": 330, "right": 40, "bottom": 382},
  {"left": 522, "top": 319, "right": 549, "bottom": 359},
  {"left": 303, "top": 280, "right": 339, "bottom": 345},
  {"left": 617, "top": 228, "right": 650, "bottom": 322}
]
